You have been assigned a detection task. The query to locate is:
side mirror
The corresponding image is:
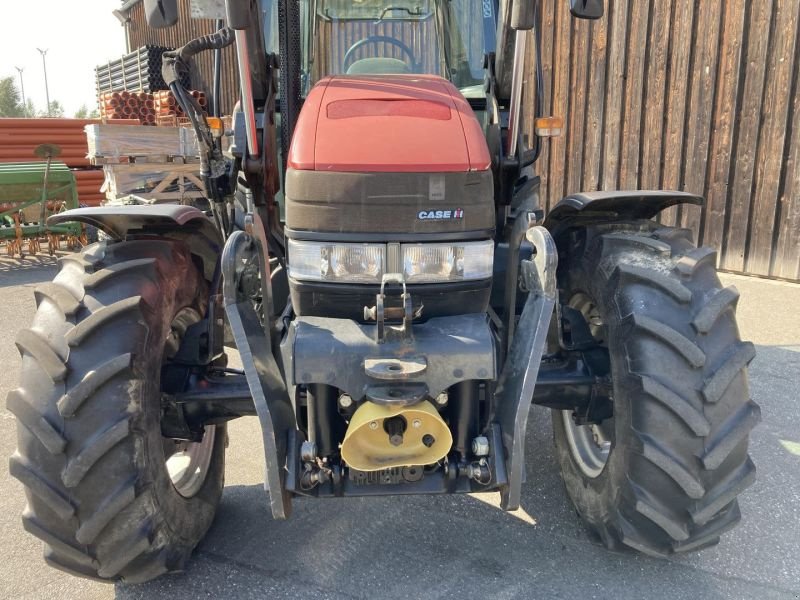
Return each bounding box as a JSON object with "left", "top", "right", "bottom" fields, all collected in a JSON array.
[
  {"left": 511, "top": 2, "right": 536, "bottom": 30},
  {"left": 225, "top": 0, "right": 251, "bottom": 30},
  {"left": 569, "top": 0, "right": 604, "bottom": 19},
  {"left": 144, "top": 0, "right": 179, "bottom": 28}
]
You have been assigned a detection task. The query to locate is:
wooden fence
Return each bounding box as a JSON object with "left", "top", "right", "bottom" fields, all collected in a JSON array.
[{"left": 525, "top": 0, "right": 800, "bottom": 281}]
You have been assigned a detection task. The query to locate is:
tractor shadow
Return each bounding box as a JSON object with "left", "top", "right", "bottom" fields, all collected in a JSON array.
[
  {"left": 0, "top": 254, "right": 59, "bottom": 288},
  {"left": 114, "top": 404, "right": 762, "bottom": 599}
]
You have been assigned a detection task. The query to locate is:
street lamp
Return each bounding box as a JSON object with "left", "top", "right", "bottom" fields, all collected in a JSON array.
[
  {"left": 14, "top": 67, "right": 26, "bottom": 117},
  {"left": 36, "top": 48, "right": 51, "bottom": 117}
]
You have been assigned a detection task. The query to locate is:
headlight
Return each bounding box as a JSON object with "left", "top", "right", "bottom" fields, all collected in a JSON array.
[
  {"left": 288, "top": 239, "right": 493, "bottom": 284},
  {"left": 401, "top": 240, "right": 493, "bottom": 283},
  {"left": 288, "top": 240, "right": 386, "bottom": 283}
]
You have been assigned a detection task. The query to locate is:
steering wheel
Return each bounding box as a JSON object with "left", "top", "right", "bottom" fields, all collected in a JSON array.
[{"left": 343, "top": 36, "right": 418, "bottom": 73}]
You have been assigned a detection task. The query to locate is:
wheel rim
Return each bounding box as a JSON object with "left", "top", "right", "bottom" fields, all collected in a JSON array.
[
  {"left": 165, "top": 427, "right": 217, "bottom": 498},
  {"left": 561, "top": 411, "right": 612, "bottom": 478},
  {"left": 562, "top": 292, "right": 613, "bottom": 479},
  {"left": 568, "top": 292, "right": 606, "bottom": 343},
  {"left": 162, "top": 307, "right": 216, "bottom": 498}
]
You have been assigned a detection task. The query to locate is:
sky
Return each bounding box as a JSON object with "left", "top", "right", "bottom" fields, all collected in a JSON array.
[{"left": 1, "top": 1, "right": 127, "bottom": 116}]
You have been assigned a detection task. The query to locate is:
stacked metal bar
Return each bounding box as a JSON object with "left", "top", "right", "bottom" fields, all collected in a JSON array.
[{"left": 95, "top": 46, "right": 190, "bottom": 95}]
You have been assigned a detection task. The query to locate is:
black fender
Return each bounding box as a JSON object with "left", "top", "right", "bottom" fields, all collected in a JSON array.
[
  {"left": 48, "top": 205, "right": 223, "bottom": 282},
  {"left": 543, "top": 190, "right": 703, "bottom": 240}
]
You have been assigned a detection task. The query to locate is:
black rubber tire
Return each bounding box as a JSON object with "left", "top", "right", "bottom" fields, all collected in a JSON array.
[
  {"left": 552, "top": 222, "right": 760, "bottom": 556},
  {"left": 7, "top": 238, "right": 226, "bottom": 583}
]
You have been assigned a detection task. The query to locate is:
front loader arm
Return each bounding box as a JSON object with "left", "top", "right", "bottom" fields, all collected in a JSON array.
[
  {"left": 222, "top": 228, "right": 296, "bottom": 519},
  {"left": 494, "top": 225, "right": 558, "bottom": 511}
]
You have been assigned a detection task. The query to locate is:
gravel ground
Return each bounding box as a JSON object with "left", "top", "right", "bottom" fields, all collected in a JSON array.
[{"left": 0, "top": 255, "right": 798, "bottom": 600}]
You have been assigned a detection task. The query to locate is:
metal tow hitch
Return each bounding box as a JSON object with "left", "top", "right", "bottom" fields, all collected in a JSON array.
[{"left": 364, "top": 273, "right": 422, "bottom": 343}]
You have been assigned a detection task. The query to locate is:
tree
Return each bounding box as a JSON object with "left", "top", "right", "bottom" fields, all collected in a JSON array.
[
  {"left": 74, "top": 103, "right": 100, "bottom": 119},
  {"left": 39, "top": 100, "right": 65, "bottom": 118},
  {"left": 0, "top": 76, "right": 25, "bottom": 117}
]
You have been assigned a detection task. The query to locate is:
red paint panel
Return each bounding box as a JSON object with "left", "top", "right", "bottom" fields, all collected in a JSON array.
[
  {"left": 287, "top": 78, "right": 330, "bottom": 170},
  {"left": 288, "top": 75, "right": 491, "bottom": 173},
  {"left": 443, "top": 84, "right": 492, "bottom": 172}
]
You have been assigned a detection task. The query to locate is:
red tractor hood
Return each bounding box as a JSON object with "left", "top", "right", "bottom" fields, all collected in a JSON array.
[{"left": 287, "top": 75, "right": 491, "bottom": 173}]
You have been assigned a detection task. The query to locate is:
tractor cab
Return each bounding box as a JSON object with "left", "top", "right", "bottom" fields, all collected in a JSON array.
[{"left": 298, "top": 0, "right": 495, "bottom": 98}]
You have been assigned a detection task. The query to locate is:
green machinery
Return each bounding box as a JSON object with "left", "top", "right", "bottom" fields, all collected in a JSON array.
[{"left": 0, "top": 149, "right": 85, "bottom": 258}]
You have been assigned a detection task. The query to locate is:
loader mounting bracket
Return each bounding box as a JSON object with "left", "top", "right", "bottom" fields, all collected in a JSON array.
[
  {"left": 494, "top": 225, "right": 558, "bottom": 511},
  {"left": 221, "top": 229, "right": 297, "bottom": 520}
]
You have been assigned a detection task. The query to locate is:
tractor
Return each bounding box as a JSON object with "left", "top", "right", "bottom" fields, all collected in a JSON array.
[{"left": 9, "top": 0, "right": 759, "bottom": 582}]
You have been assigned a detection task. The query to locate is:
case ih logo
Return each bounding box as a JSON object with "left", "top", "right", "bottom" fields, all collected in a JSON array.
[{"left": 417, "top": 208, "right": 464, "bottom": 221}]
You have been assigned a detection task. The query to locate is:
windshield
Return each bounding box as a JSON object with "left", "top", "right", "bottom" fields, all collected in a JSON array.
[{"left": 301, "top": 0, "right": 496, "bottom": 96}]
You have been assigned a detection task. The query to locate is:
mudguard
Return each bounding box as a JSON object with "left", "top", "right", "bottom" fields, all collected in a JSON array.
[
  {"left": 48, "top": 205, "right": 223, "bottom": 280},
  {"left": 543, "top": 190, "right": 703, "bottom": 238}
]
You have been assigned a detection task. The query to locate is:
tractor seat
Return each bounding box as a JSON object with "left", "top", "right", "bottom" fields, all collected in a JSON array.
[{"left": 346, "top": 57, "right": 412, "bottom": 75}]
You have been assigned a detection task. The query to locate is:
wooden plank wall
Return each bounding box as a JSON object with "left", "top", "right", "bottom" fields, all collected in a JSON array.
[{"left": 526, "top": 0, "right": 800, "bottom": 281}]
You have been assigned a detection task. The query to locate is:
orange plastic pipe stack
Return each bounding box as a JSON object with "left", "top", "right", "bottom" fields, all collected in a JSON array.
[
  {"left": 153, "top": 90, "right": 208, "bottom": 124},
  {"left": 99, "top": 91, "right": 157, "bottom": 125},
  {"left": 71, "top": 168, "right": 106, "bottom": 207},
  {"left": 0, "top": 118, "right": 138, "bottom": 207}
]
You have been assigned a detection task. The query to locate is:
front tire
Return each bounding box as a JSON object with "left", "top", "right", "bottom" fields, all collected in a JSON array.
[
  {"left": 553, "top": 223, "right": 759, "bottom": 556},
  {"left": 8, "top": 239, "right": 225, "bottom": 582}
]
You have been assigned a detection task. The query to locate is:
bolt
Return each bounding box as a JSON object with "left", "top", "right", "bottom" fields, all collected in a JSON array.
[
  {"left": 434, "top": 392, "right": 448, "bottom": 407},
  {"left": 471, "top": 436, "right": 490, "bottom": 457},
  {"left": 412, "top": 419, "right": 422, "bottom": 428},
  {"left": 338, "top": 394, "right": 353, "bottom": 409},
  {"left": 384, "top": 416, "right": 406, "bottom": 447},
  {"left": 300, "top": 440, "right": 317, "bottom": 462},
  {"left": 369, "top": 421, "right": 378, "bottom": 430}
]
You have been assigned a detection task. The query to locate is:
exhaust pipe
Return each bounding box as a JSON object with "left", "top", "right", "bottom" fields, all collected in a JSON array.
[
  {"left": 505, "top": 31, "right": 527, "bottom": 160},
  {"left": 227, "top": 0, "right": 260, "bottom": 158},
  {"left": 505, "top": 1, "right": 536, "bottom": 160},
  {"left": 234, "top": 30, "right": 260, "bottom": 158}
]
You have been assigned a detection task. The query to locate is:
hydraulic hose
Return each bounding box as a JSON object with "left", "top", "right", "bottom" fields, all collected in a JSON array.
[
  {"left": 164, "top": 27, "right": 236, "bottom": 75},
  {"left": 161, "top": 27, "right": 236, "bottom": 161},
  {"left": 161, "top": 27, "right": 236, "bottom": 234}
]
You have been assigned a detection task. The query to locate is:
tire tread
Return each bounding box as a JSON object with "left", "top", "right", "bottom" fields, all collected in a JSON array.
[
  {"left": 7, "top": 389, "right": 67, "bottom": 454},
  {"left": 8, "top": 239, "right": 222, "bottom": 583},
  {"left": 57, "top": 353, "right": 132, "bottom": 417},
  {"left": 14, "top": 329, "right": 67, "bottom": 382},
  {"left": 553, "top": 222, "right": 758, "bottom": 558}
]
